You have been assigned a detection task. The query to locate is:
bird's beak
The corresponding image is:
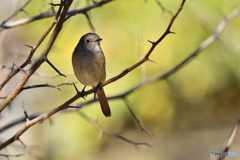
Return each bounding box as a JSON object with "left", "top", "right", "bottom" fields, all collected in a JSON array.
[{"left": 95, "top": 38, "right": 102, "bottom": 42}]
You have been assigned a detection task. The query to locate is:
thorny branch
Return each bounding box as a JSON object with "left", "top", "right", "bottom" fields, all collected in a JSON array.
[
  {"left": 102, "top": 0, "right": 186, "bottom": 87},
  {"left": 0, "top": 0, "right": 186, "bottom": 150},
  {"left": 0, "top": 0, "right": 113, "bottom": 31},
  {"left": 0, "top": 8, "right": 58, "bottom": 91},
  {"left": 0, "top": 0, "right": 73, "bottom": 113},
  {"left": 0, "top": 0, "right": 112, "bottom": 91}
]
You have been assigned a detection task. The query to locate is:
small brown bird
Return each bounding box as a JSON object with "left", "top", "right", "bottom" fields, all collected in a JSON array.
[{"left": 72, "top": 33, "right": 111, "bottom": 117}]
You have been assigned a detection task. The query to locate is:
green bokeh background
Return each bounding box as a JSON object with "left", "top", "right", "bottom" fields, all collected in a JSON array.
[{"left": 1, "top": 0, "right": 240, "bottom": 160}]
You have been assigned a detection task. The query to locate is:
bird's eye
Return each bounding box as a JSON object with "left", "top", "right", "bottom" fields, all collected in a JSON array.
[{"left": 86, "top": 39, "right": 90, "bottom": 43}]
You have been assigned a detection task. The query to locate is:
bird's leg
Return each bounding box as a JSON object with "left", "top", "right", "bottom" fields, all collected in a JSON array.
[
  {"left": 96, "top": 82, "right": 103, "bottom": 91},
  {"left": 73, "top": 83, "right": 86, "bottom": 99},
  {"left": 93, "top": 82, "right": 102, "bottom": 100},
  {"left": 81, "top": 86, "right": 87, "bottom": 99}
]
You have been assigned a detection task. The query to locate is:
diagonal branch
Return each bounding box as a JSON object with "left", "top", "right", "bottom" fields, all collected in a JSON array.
[
  {"left": 44, "top": 57, "right": 66, "bottom": 77},
  {"left": 217, "top": 117, "right": 240, "bottom": 160},
  {"left": 123, "top": 98, "right": 154, "bottom": 137},
  {"left": 102, "top": 0, "right": 186, "bottom": 87},
  {"left": 0, "top": 0, "right": 113, "bottom": 91},
  {"left": 153, "top": 6, "right": 240, "bottom": 80},
  {"left": 0, "top": 8, "right": 58, "bottom": 91},
  {"left": 0, "top": 0, "right": 73, "bottom": 113},
  {"left": 84, "top": 12, "right": 96, "bottom": 33},
  {"left": 0, "top": 0, "right": 113, "bottom": 31},
  {"left": 1, "top": 0, "right": 33, "bottom": 25},
  {"left": 77, "top": 111, "right": 151, "bottom": 147}
]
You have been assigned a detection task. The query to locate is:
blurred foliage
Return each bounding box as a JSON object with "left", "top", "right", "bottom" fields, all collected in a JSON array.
[{"left": 1, "top": 0, "right": 240, "bottom": 160}]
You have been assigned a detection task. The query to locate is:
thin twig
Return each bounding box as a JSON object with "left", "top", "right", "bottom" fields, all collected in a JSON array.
[
  {"left": 102, "top": 0, "right": 186, "bottom": 87},
  {"left": 0, "top": 0, "right": 113, "bottom": 31},
  {"left": 0, "top": 154, "right": 24, "bottom": 158},
  {"left": 77, "top": 111, "right": 151, "bottom": 147},
  {"left": 0, "top": 0, "right": 72, "bottom": 113},
  {"left": 21, "top": 100, "right": 29, "bottom": 122},
  {"left": 85, "top": 12, "right": 96, "bottom": 33},
  {"left": 1, "top": 0, "right": 33, "bottom": 25},
  {"left": 0, "top": 14, "right": 58, "bottom": 91},
  {"left": 33, "top": 72, "right": 74, "bottom": 78},
  {"left": 217, "top": 117, "right": 240, "bottom": 160},
  {"left": 154, "top": 0, "right": 173, "bottom": 16},
  {"left": 18, "top": 138, "right": 30, "bottom": 153},
  {"left": 124, "top": 98, "right": 154, "bottom": 138},
  {"left": 152, "top": 6, "right": 240, "bottom": 80},
  {"left": 44, "top": 57, "right": 66, "bottom": 78},
  {"left": 21, "top": 81, "right": 74, "bottom": 91}
]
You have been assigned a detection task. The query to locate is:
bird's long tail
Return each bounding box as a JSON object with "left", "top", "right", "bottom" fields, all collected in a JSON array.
[{"left": 95, "top": 87, "right": 111, "bottom": 117}]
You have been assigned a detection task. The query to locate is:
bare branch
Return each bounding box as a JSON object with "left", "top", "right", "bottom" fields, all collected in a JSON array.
[
  {"left": 1, "top": 0, "right": 33, "bottom": 25},
  {"left": 0, "top": 153, "right": 24, "bottom": 158},
  {"left": 0, "top": 0, "right": 113, "bottom": 31},
  {"left": 21, "top": 81, "right": 74, "bottom": 91},
  {"left": 0, "top": 113, "right": 40, "bottom": 133},
  {"left": 124, "top": 98, "right": 154, "bottom": 138},
  {"left": 32, "top": 72, "right": 74, "bottom": 79},
  {"left": 18, "top": 138, "right": 30, "bottom": 153},
  {"left": 0, "top": 14, "right": 58, "bottom": 91},
  {"left": 0, "top": 0, "right": 73, "bottom": 113},
  {"left": 14, "top": 63, "right": 27, "bottom": 75},
  {"left": 44, "top": 57, "right": 66, "bottom": 78},
  {"left": 102, "top": 0, "right": 186, "bottom": 87},
  {"left": 153, "top": 6, "right": 240, "bottom": 80},
  {"left": 77, "top": 111, "right": 151, "bottom": 147},
  {"left": 154, "top": 0, "right": 173, "bottom": 16},
  {"left": 21, "top": 100, "right": 29, "bottom": 122},
  {"left": 85, "top": 12, "right": 96, "bottom": 33},
  {"left": 217, "top": 117, "right": 240, "bottom": 160}
]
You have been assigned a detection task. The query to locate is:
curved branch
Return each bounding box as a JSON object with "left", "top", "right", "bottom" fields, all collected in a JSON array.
[{"left": 0, "top": 0, "right": 113, "bottom": 31}]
